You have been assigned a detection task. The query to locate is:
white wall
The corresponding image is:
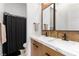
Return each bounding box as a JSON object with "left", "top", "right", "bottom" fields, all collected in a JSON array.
[
  {"left": 4, "top": 3, "right": 26, "bottom": 17},
  {"left": 56, "top": 3, "right": 68, "bottom": 30},
  {"left": 0, "top": 3, "right": 26, "bottom": 22},
  {"left": 67, "top": 4, "right": 79, "bottom": 30},
  {"left": 0, "top": 4, "right": 4, "bottom": 23},
  {"left": 56, "top": 3, "right": 79, "bottom": 30},
  {"left": 0, "top": 3, "right": 4, "bottom": 56},
  {"left": 27, "top": 3, "right": 41, "bottom": 55}
]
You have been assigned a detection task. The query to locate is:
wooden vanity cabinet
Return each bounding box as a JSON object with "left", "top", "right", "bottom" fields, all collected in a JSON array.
[
  {"left": 31, "top": 39, "right": 64, "bottom": 56},
  {"left": 42, "top": 45, "right": 64, "bottom": 56},
  {"left": 31, "top": 39, "right": 44, "bottom": 56}
]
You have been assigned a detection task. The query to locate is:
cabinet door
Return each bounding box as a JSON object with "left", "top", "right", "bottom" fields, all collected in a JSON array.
[
  {"left": 31, "top": 39, "right": 43, "bottom": 56},
  {"left": 42, "top": 45, "right": 64, "bottom": 56}
]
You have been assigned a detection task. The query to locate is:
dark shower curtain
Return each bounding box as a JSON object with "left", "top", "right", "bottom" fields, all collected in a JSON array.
[{"left": 3, "top": 13, "right": 26, "bottom": 56}]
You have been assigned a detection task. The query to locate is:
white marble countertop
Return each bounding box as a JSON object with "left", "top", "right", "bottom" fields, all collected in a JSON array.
[{"left": 31, "top": 35, "right": 79, "bottom": 56}]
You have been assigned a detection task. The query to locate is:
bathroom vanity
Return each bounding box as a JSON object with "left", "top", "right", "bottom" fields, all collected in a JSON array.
[
  {"left": 31, "top": 36, "right": 79, "bottom": 56},
  {"left": 31, "top": 39, "right": 64, "bottom": 56}
]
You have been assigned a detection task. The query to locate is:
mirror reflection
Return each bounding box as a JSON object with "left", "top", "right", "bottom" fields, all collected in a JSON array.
[
  {"left": 42, "top": 4, "right": 55, "bottom": 30},
  {"left": 56, "top": 3, "right": 79, "bottom": 31}
]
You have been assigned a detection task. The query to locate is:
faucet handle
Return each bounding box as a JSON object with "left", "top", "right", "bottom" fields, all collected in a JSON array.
[{"left": 62, "top": 32, "right": 67, "bottom": 40}]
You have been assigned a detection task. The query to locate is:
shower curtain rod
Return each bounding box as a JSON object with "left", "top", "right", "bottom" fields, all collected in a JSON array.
[{"left": 3, "top": 12, "right": 26, "bottom": 19}]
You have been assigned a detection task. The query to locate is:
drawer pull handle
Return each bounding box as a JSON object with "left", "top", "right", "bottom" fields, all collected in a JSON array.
[
  {"left": 45, "top": 53, "right": 51, "bottom": 56},
  {"left": 33, "top": 43, "right": 38, "bottom": 48}
]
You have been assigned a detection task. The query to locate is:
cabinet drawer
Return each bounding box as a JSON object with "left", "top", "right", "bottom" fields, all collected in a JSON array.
[
  {"left": 31, "top": 39, "right": 42, "bottom": 48},
  {"left": 42, "top": 45, "right": 64, "bottom": 56}
]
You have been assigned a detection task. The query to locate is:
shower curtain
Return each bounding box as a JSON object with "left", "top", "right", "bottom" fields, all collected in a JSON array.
[{"left": 3, "top": 13, "right": 26, "bottom": 55}]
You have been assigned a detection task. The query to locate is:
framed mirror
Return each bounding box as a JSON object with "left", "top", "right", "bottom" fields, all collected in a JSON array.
[
  {"left": 56, "top": 3, "right": 79, "bottom": 31},
  {"left": 41, "top": 3, "right": 55, "bottom": 31}
]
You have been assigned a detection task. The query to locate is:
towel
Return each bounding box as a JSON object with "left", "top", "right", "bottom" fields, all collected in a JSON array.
[{"left": 1, "top": 23, "right": 6, "bottom": 44}]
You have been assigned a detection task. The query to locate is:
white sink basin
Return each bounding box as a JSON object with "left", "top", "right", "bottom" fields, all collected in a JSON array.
[
  {"left": 39, "top": 36, "right": 63, "bottom": 43},
  {"left": 39, "top": 36, "right": 55, "bottom": 41}
]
